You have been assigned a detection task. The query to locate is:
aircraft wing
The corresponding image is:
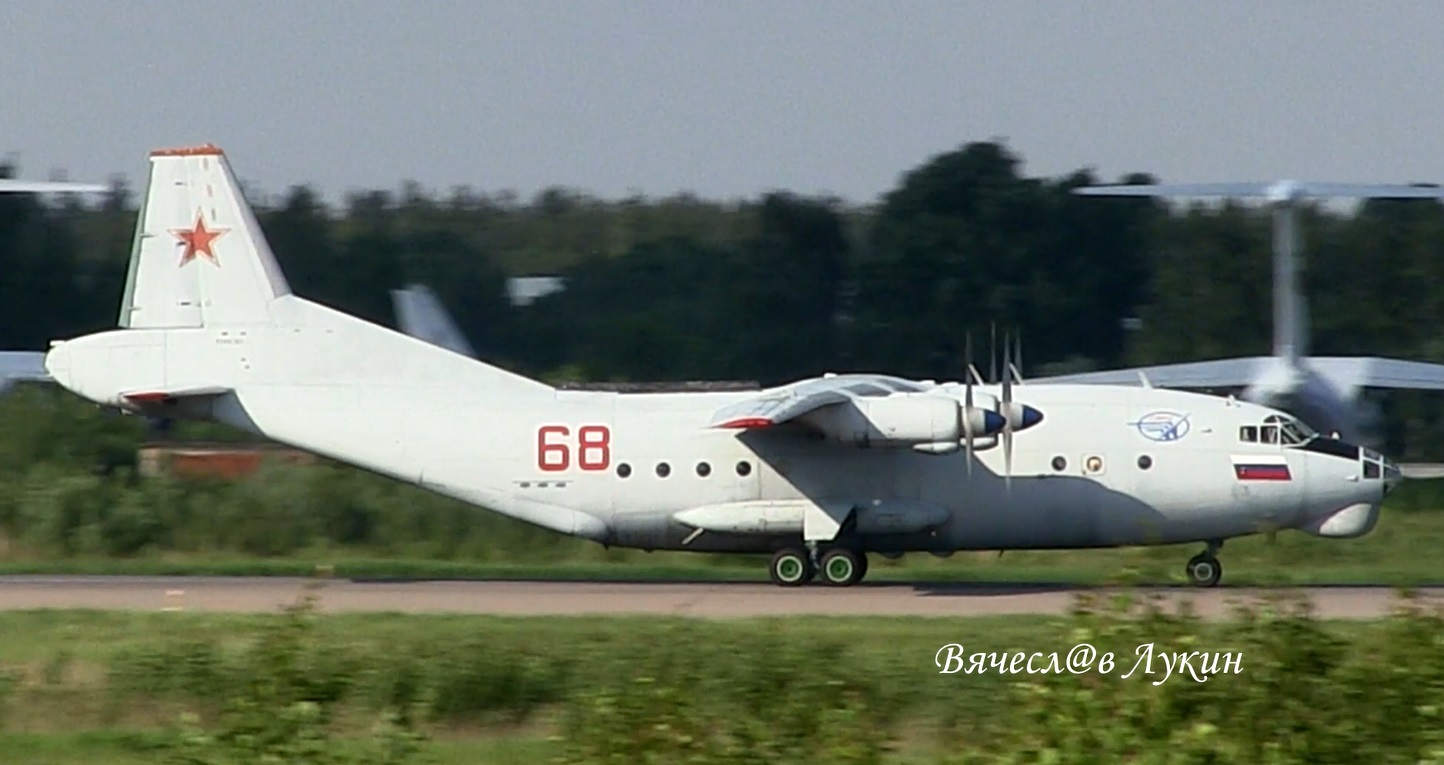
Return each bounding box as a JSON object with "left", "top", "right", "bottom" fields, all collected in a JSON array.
[
  {"left": 0, "top": 180, "right": 108, "bottom": 194},
  {"left": 1031, "top": 355, "right": 1444, "bottom": 393},
  {"left": 390, "top": 284, "right": 477, "bottom": 358},
  {"left": 1076, "top": 181, "right": 1444, "bottom": 201},
  {"left": 0, "top": 351, "right": 49, "bottom": 392},
  {"left": 1303, "top": 357, "right": 1444, "bottom": 391},
  {"left": 707, "top": 374, "right": 930, "bottom": 429},
  {"left": 1028, "top": 357, "right": 1271, "bottom": 389}
]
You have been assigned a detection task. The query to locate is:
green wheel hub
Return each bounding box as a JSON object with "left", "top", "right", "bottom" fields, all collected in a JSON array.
[{"left": 777, "top": 555, "right": 805, "bottom": 582}]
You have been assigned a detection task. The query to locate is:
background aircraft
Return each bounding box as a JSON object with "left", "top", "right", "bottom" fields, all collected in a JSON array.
[
  {"left": 389, "top": 284, "right": 476, "bottom": 358},
  {"left": 0, "top": 179, "right": 108, "bottom": 194},
  {"left": 0, "top": 179, "right": 108, "bottom": 392},
  {"left": 0, "top": 352, "right": 47, "bottom": 394},
  {"left": 1031, "top": 180, "right": 1444, "bottom": 456}
]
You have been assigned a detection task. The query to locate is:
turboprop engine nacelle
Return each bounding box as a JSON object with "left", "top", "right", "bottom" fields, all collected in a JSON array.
[{"left": 800, "top": 393, "right": 1004, "bottom": 449}]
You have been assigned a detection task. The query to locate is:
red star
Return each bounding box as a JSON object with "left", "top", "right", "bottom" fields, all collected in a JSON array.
[{"left": 171, "top": 211, "right": 229, "bottom": 266}]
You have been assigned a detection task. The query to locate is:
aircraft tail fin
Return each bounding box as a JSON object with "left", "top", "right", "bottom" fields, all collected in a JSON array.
[
  {"left": 118, "top": 144, "right": 293, "bottom": 329},
  {"left": 391, "top": 284, "right": 477, "bottom": 358},
  {"left": 108, "top": 144, "right": 552, "bottom": 396}
]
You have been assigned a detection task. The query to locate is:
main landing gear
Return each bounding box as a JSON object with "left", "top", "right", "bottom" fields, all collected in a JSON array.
[
  {"left": 768, "top": 546, "right": 869, "bottom": 587},
  {"left": 1185, "top": 540, "right": 1223, "bottom": 588}
]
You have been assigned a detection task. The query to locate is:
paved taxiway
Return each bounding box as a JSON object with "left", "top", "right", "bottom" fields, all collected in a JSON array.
[{"left": 0, "top": 576, "right": 1436, "bottom": 619}]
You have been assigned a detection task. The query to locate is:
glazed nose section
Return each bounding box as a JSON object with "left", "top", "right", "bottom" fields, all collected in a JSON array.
[
  {"left": 1359, "top": 447, "right": 1402, "bottom": 498},
  {"left": 1382, "top": 457, "right": 1403, "bottom": 497}
]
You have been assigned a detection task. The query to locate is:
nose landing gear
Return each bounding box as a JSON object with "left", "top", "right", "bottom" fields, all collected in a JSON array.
[{"left": 1185, "top": 540, "right": 1223, "bottom": 587}]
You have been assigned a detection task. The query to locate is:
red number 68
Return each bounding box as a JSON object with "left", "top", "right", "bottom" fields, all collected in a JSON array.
[{"left": 537, "top": 425, "right": 611, "bottom": 472}]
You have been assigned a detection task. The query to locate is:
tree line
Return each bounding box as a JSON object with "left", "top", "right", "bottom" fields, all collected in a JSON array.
[{"left": 4, "top": 140, "right": 1444, "bottom": 455}]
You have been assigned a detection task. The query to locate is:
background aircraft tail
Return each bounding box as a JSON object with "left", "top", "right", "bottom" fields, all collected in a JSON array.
[
  {"left": 390, "top": 284, "right": 477, "bottom": 358},
  {"left": 117, "top": 145, "right": 294, "bottom": 329}
]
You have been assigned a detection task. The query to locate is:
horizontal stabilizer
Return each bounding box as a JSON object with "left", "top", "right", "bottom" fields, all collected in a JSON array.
[{"left": 0, "top": 351, "right": 49, "bottom": 382}]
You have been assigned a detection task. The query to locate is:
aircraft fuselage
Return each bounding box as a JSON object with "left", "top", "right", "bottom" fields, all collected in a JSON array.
[{"left": 47, "top": 317, "right": 1395, "bottom": 560}]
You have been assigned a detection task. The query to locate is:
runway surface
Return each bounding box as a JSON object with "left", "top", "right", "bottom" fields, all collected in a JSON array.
[{"left": 0, "top": 576, "right": 1438, "bottom": 618}]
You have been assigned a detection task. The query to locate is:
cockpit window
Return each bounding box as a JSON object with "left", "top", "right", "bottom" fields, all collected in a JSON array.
[
  {"left": 1262, "top": 414, "right": 1316, "bottom": 446},
  {"left": 1242, "top": 416, "right": 1317, "bottom": 445}
]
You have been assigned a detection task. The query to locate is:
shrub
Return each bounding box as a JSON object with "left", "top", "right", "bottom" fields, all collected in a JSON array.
[{"left": 159, "top": 588, "right": 428, "bottom": 765}]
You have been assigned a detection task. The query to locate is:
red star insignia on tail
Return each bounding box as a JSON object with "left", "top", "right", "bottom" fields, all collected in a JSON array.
[{"left": 171, "top": 210, "right": 229, "bottom": 267}]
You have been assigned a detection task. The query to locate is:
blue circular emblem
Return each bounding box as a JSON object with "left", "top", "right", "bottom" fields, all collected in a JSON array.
[{"left": 1132, "top": 411, "right": 1191, "bottom": 442}]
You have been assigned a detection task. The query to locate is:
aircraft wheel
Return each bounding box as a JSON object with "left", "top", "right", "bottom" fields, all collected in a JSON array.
[
  {"left": 1185, "top": 554, "right": 1222, "bottom": 588},
  {"left": 770, "top": 548, "right": 813, "bottom": 587},
  {"left": 819, "top": 547, "right": 864, "bottom": 587}
]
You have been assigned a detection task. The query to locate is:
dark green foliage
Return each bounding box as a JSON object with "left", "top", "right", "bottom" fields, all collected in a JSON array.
[
  {"left": 9, "top": 598, "right": 1444, "bottom": 761},
  {"left": 6, "top": 139, "right": 1444, "bottom": 454},
  {"left": 159, "top": 591, "right": 429, "bottom": 765},
  {"left": 939, "top": 591, "right": 1444, "bottom": 765},
  {"left": 556, "top": 626, "right": 896, "bottom": 765}
]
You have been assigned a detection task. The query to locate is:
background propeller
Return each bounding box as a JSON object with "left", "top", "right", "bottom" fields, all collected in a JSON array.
[
  {"left": 963, "top": 333, "right": 978, "bottom": 475},
  {"left": 1002, "top": 330, "right": 1015, "bottom": 491},
  {"left": 989, "top": 322, "right": 998, "bottom": 384}
]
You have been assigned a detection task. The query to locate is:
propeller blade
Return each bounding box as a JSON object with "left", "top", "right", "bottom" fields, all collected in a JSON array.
[
  {"left": 989, "top": 322, "right": 997, "bottom": 383},
  {"left": 1002, "top": 330, "right": 1012, "bottom": 405},
  {"left": 1002, "top": 330, "right": 1013, "bottom": 493},
  {"left": 965, "top": 425, "right": 974, "bottom": 476},
  {"left": 1014, "top": 329, "right": 1023, "bottom": 382},
  {"left": 1003, "top": 425, "right": 1013, "bottom": 492},
  {"left": 964, "top": 334, "right": 975, "bottom": 477},
  {"left": 963, "top": 331, "right": 973, "bottom": 387}
]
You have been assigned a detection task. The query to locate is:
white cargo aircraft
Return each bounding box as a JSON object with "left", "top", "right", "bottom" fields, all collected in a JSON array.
[
  {"left": 1034, "top": 180, "right": 1444, "bottom": 450},
  {"left": 41, "top": 146, "right": 1404, "bottom": 588}
]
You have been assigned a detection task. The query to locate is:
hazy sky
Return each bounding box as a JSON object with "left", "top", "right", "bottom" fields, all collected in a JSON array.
[{"left": 4, "top": 1, "right": 1444, "bottom": 205}]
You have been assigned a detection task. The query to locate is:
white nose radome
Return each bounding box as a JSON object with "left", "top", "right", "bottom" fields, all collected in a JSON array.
[{"left": 1302, "top": 502, "right": 1380, "bottom": 539}]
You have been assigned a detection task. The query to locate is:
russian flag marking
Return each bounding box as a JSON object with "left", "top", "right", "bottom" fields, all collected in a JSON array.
[{"left": 1230, "top": 454, "right": 1291, "bottom": 481}]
